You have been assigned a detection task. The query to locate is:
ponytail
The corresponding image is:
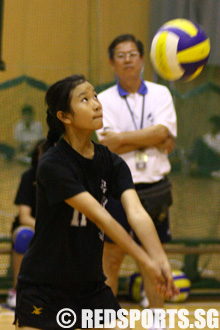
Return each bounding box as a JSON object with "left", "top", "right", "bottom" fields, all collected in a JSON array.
[{"left": 44, "top": 110, "right": 64, "bottom": 150}]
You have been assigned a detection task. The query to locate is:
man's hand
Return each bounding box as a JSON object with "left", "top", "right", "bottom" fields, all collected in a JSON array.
[
  {"left": 157, "top": 135, "right": 175, "bottom": 154},
  {"left": 99, "top": 131, "right": 122, "bottom": 151}
]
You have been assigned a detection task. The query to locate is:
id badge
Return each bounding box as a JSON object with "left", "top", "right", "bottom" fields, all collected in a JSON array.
[{"left": 135, "top": 151, "right": 148, "bottom": 170}]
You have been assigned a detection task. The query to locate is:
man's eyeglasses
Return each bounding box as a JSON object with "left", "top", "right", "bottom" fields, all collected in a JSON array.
[{"left": 114, "top": 51, "right": 140, "bottom": 61}]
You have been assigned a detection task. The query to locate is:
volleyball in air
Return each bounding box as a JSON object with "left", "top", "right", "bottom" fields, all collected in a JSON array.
[
  {"left": 150, "top": 18, "right": 210, "bottom": 81},
  {"left": 167, "top": 270, "right": 191, "bottom": 302}
]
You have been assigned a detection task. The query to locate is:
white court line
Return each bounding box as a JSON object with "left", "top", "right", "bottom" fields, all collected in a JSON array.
[
  {"left": 0, "top": 304, "right": 15, "bottom": 315},
  {"left": 0, "top": 311, "right": 14, "bottom": 316}
]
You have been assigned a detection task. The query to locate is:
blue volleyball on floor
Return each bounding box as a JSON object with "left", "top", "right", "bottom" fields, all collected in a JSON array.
[
  {"left": 167, "top": 270, "right": 191, "bottom": 302},
  {"left": 129, "top": 273, "right": 143, "bottom": 302},
  {"left": 150, "top": 18, "right": 210, "bottom": 81}
]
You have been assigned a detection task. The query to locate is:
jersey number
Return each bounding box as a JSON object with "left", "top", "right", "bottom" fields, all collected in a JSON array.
[{"left": 71, "top": 210, "right": 87, "bottom": 227}]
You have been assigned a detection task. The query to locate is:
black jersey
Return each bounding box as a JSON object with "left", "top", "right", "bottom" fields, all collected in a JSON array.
[
  {"left": 12, "top": 168, "right": 37, "bottom": 232},
  {"left": 17, "top": 139, "right": 134, "bottom": 289}
]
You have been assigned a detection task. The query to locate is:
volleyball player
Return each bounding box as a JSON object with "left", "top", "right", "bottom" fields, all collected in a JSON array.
[{"left": 15, "top": 75, "right": 177, "bottom": 330}]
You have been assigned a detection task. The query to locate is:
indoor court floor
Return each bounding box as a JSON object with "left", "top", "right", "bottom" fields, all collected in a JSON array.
[{"left": 1, "top": 298, "right": 219, "bottom": 330}]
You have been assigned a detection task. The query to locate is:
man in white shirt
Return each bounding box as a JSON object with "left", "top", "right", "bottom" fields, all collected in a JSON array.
[
  {"left": 189, "top": 115, "right": 220, "bottom": 177},
  {"left": 97, "top": 34, "right": 177, "bottom": 329},
  {"left": 14, "top": 105, "right": 43, "bottom": 163}
]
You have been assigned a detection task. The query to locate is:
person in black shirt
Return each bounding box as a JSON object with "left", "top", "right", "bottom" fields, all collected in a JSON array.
[
  {"left": 15, "top": 75, "right": 177, "bottom": 330},
  {"left": 7, "top": 139, "right": 46, "bottom": 309}
]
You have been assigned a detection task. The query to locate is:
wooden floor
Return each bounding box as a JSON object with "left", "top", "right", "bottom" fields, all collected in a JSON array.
[{"left": 1, "top": 298, "right": 219, "bottom": 329}]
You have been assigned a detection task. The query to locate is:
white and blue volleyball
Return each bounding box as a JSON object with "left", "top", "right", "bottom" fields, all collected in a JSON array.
[
  {"left": 150, "top": 18, "right": 210, "bottom": 81},
  {"left": 167, "top": 270, "right": 191, "bottom": 302}
]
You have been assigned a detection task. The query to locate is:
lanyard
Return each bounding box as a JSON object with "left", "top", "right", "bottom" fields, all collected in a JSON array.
[{"left": 124, "top": 95, "right": 145, "bottom": 130}]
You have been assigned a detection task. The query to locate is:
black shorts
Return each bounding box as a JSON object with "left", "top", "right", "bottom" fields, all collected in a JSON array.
[
  {"left": 15, "top": 281, "right": 121, "bottom": 329},
  {"left": 105, "top": 178, "right": 172, "bottom": 244}
]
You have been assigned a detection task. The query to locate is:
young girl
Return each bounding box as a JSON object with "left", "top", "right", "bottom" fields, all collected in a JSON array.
[{"left": 15, "top": 75, "right": 177, "bottom": 330}]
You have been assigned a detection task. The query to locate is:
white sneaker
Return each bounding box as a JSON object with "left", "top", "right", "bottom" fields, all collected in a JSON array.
[
  {"left": 6, "top": 288, "right": 16, "bottom": 308},
  {"left": 140, "top": 289, "right": 149, "bottom": 308},
  {"left": 148, "top": 326, "right": 168, "bottom": 330},
  {"left": 211, "top": 170, "right": 220, "bottom": 179},
  {"left": 148, "top": 313, "right": 169, "bottom": 330},
  {"left": 148, "top": 321, "right": 168, "bottom": 330}
]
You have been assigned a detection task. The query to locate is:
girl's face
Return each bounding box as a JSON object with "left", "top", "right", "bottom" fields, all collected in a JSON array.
[{"left": 68, "top": 81, "right": 103, "bottom": 131}]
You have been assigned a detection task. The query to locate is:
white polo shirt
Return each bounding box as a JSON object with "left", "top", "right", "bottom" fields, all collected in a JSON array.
[
  {"left": 14, "top": 120, "right": 43, "bottom": 152},
  {"left": 97, "top": 80, "right": 177, "bottom": 183},
  {"left": 203, "top": 132, "right": 220, "bottom": 153}
]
